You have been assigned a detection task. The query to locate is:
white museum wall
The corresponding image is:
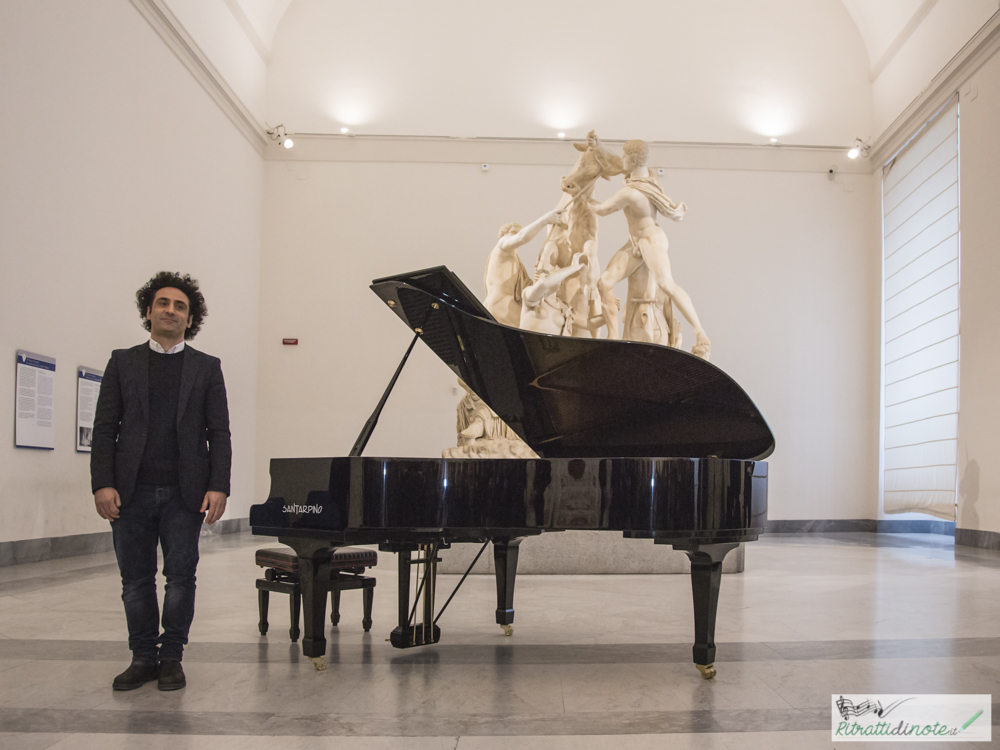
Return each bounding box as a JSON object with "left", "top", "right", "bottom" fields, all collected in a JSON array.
[
  {"left": 257, "top": 149, "right": 881, "bottom": 522},
  {"left": 0, "top": 0, "right": 263, "bottom": 544},
  {"left": 873, "top": 1, "right": 998, "bottom": 138},
  {"left": 956, "top": 48, "right": 1000, "bottom": 538}
]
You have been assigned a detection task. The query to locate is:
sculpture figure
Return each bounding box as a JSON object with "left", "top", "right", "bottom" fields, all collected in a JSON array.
[
  {"left": 484, "top": 208, "right": 565, "bottom": 326},
  {"left": 622, "top": 263, "right": 681, "bottom": 348},
  {"left": 591, "top": 140, "right": 710, "bottom": 359},
  {"left": 557, "top": 131, "right": 622, "bottom": 338},
  {"left": 519, "top": 252, "right": 589, "bottom": 336},
  {"left": 442, "top": 380, "right": 536, "bottom": 459}
]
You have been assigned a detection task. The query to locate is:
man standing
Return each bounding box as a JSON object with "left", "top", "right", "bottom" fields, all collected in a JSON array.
[{"left": 91, "top": 272, "right": 231, "bottom": 691}]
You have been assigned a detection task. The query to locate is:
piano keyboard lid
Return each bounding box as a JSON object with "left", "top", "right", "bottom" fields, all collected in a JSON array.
[{"left": 371, "top": 266, "right": 775, "bottom": 461}]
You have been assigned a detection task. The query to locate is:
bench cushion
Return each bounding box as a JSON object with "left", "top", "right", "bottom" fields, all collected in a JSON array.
[{"left": 255, "top": 546, "right": 378, "bottom": 573}]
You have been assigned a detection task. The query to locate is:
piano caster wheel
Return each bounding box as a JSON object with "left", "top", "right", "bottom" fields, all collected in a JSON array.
[
  {"left": 309, "top": 656, "right": 327, "bottom": 671},
  {"left": 501, "top": 624, "right": 513, "bottom": 637},
  {"left": 696, "top": 664, "right": 716, "bottom": 680}
]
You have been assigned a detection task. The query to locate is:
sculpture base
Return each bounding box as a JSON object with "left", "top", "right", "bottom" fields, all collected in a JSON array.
[
  {"left": 437, "top": 532, "right": 745, "bottom": 575},
  {"left": 442, "top": 439, "right": 537, "bottom": 459}
]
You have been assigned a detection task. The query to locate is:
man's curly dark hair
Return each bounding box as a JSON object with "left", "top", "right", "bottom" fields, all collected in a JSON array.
[{"left": 135, "top": 272, "right": 208, "bottom": 340}]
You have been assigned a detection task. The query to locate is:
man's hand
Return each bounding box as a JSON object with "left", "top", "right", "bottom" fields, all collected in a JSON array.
[
  {"left": 95, "top": 487, "right": 121, "bottom": 521},
  {"left": 200, "top": 491, "right": 228, "bottom": 524},
  {"left": 571, "top": 251, "right": 588, "bottom": 268}
]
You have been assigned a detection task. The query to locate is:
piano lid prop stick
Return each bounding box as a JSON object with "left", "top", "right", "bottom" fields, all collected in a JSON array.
[
  {"left": 350, "top": 332, "right": 420, "bottom": 457},
  {"left": 434, "top": 540, "right": 490, "bottom": 625}
]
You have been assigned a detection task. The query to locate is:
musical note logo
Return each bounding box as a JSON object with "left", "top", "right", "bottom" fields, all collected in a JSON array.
[{"left": 837, "top": 696, "right": 915, "bottom": 720}]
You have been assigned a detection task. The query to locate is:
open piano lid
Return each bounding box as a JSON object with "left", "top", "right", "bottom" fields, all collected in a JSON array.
[{"left": 371, "top": 266, "right": 775, "bottom": 461}]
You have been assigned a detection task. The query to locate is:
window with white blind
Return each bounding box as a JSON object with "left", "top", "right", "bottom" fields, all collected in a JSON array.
[{"left": 881, "top": 99, "right": 959, "bottom": 521}]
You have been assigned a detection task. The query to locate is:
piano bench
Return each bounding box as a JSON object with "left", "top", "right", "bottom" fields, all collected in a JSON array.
[{"left": 254, "top": 546, "right": 377, "bottom": 641}]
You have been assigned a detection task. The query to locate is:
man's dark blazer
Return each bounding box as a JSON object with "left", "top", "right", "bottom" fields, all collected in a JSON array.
[{"left": 90, "top": 342, "right": 232, "bottom": 513}]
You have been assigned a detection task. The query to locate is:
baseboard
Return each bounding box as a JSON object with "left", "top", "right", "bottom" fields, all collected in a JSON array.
[
  {"left": 955, "top": 528, "right": 1000, "bottom": 551},
  {"left": 764, "top": 519, "right": 957, "bottom": 536},
  {"left": 0, "top": 517, "right": 250, "bottom": 567},
  {"left": 877, "top": 519, "right": 956, "bottom": 536},
  {"left": 765, "top": 519, "right": 877, "bottom": 533},
  {"left": 201, "top": 517, "right": 250, "bottom": 536}
]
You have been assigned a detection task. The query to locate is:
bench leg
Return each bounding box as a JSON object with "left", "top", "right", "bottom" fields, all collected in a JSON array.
[
  {"left": 362, "top": 584, "right": 373, "bottom": 632},
  {"left": 330, "top": 586, "right": 341, "bottom": 627},
  {"left": 257, "top": 588, "right": 269, "bottom": 635},
  {"left": 289, "top": 584, "right": 301, "bottom": 642}
]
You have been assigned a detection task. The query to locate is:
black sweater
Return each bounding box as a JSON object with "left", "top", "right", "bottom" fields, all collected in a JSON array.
[{"left": 136, "top": 348, "right": 184, "bottom": 486}]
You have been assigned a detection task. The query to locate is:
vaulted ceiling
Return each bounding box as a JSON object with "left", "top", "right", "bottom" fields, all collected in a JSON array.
[{"left": 162, "top": 0, "right": 996, "bottom": 146}]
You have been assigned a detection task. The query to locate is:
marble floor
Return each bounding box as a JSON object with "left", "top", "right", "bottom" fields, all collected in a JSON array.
[{"left": 0, "top": 531, "right": 998, "bottom": 749}]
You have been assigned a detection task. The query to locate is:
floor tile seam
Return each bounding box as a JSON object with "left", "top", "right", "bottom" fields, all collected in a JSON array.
[
  {"left": 7, "top": 651, "right": 1000, "bottom": 665},
  {"left": 0, "top": 710, "right": 831, "bottom": 737},
  {"left": 0, "top": 567, "right": 123, "bottom": 594}
]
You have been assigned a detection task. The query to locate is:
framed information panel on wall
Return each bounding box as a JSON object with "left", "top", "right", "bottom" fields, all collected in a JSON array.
[
  {"left": 76, "top": 367, "right": 103, "bottom": 452},
  {"left": 15, "top": 350, "right": 56, "bottom": 449}
]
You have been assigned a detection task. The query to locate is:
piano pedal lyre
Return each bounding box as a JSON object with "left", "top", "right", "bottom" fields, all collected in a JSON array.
[{"left": 387, "top": 542, "right": 442, "bottom": 648}]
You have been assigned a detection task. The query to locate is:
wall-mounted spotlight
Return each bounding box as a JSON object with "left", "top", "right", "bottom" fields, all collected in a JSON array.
[
  {"left": 266, "top": 124, "right": 294, "bottom": 149},
  {"left": 557, "top": 132, "right": 566, "bottom": 139},
  {"left": 848, "top": 138, "right": 871, "bottom": 159},
  {"left": 341, "top": 127, "right": 350, "bottom": 134}
]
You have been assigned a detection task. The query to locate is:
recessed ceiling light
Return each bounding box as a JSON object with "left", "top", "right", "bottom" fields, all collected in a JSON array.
[
  {"left": 557, "top": 132, "right": 566, "bottom": 138},
  {"left": 282, "top": 138, "right": 294, "bottom": 149},
  {"left": 341, "top": 127, "right": 349, "bottom": 134},
  {"left": 769, "top": 137, "right": 778, "bottom": 143},
  {"left": 848, "top": 147, "right": 860, "bottom": 159}
]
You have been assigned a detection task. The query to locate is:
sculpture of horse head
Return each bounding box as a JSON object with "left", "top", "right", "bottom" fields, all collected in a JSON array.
[{"left": 560, "top": 131, "right": 624, "bottom": 197}]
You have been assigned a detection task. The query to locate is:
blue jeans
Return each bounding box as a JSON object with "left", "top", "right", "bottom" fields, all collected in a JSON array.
[{"left": 111, "top": 484, "right": 203, "bottom": 663}]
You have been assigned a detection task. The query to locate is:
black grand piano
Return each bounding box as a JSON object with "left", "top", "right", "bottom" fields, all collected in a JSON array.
[{"left": 250, "top": 266, "right": 774, "bottom": 679}]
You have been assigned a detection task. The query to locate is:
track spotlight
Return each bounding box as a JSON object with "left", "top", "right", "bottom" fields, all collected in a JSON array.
[
  {"left": 266, "top": 124, "right": 294, "bottom": 149},
  {"left": 848, "top": 138, "right": 870, "bottom": 159}
]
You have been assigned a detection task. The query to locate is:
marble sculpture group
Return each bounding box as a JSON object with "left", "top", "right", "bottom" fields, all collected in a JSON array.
[{"left": 446, "top": 132, "right": 708, "bottom": 459}]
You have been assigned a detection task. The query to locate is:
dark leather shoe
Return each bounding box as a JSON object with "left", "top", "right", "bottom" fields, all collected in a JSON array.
[
  {"left": 157, "top": 660, "right": 186, "bottom": 691},
  {"left": 112, "top": 661, "right": 158, "bottom": 691}
]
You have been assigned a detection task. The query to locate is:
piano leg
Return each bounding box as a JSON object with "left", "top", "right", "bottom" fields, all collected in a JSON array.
[
  {"left": 298, "top": 556, "right": 331, "bottom": 670},
  {"left": 680, "top": 542, "right": 739, "bottom": 680},
  {"left": 278, "top": 538, "right": 334, "bottom": 670},
  {"left": 493, "top": 537, "right": 524, "bottom": 636},
  {"left": 395, "top": 546, "right": 411, "bottom": 639}
]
